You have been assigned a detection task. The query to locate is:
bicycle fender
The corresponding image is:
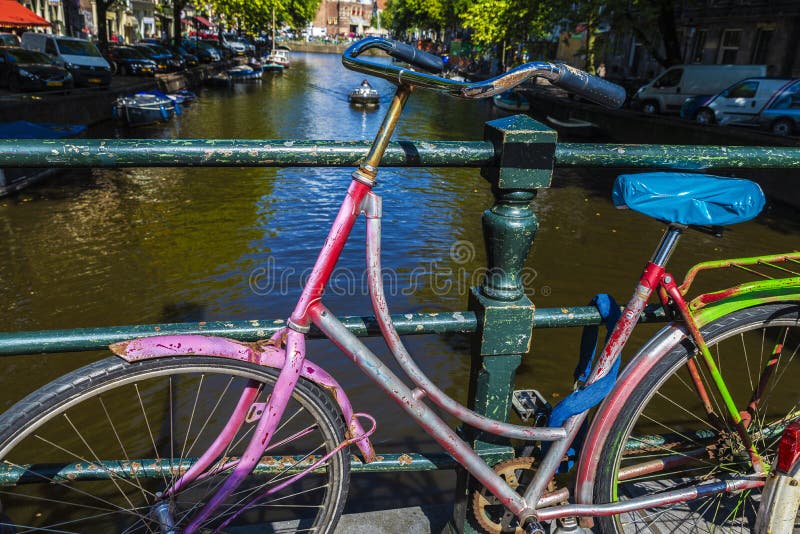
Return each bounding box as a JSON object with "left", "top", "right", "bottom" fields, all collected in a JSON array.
[
  {"left": 690, "top": 278, "right": 800, "bottom": 328},
  {"left": 110, "top": 334, "right": 377, "bottom": 463},
  {"left": 572, "top": 322, "right": 688, "bottom": 525}
]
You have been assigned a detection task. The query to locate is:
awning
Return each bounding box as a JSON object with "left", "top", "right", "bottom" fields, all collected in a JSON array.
[
  {"left": 348, "top": 16, "right": 367, "bottom": 26},
  {"left": 192, "top": 15, "right": 212, "bottom": 28},
  {"left": 0, "top": 0, "right": 50, "bottom": 28}
]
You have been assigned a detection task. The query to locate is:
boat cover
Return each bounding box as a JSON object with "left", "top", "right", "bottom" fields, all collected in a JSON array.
[
  {"left": 0, "top": 121, "right": 86, "bottom": 139},
  {"left": 612, "top": 172, "right": 765, "bottom": 226}
]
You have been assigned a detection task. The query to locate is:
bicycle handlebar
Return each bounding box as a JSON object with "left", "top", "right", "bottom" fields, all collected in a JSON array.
[
  {"left": 381, "top": 39, "right": 444, "bottom": 73},
  {"left": 342, "top": 37, "right": 626, "bottom": 109}
]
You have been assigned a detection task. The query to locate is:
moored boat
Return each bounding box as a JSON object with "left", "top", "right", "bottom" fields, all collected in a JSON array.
[
  {"left": 226, "top": 65, "right": 263, "bottom": 81},
  {"left": 492, "top": 91, "right": 531, "bottom": 112},
  {"left": 264, "top": 49, "right": 289, "bottom": 69},
  {"left": 262, "top": 60, "right": 285, "bottom": 72},
  {"left": 349, "top": 80, "right": 380, "bottom": 107},
  {"left": 0, "top": 121, "right": 86, "bottom": 197},
  {"left": 113, "top": 92, "right": 179, "bottom": 126}
]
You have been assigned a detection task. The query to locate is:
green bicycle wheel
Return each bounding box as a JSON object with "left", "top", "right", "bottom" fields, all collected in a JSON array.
[{"left": 595, "top": 303, "right": 800, "bottom": 533}]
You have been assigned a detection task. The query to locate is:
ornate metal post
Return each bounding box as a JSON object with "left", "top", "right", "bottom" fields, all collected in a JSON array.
[{"left": 453, "top": 115, "right": 557, "bottom": 533}]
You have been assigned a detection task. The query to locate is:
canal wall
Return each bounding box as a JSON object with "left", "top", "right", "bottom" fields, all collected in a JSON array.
[{"left": 0, "top": 63, "right": 225, "bottom": 127}]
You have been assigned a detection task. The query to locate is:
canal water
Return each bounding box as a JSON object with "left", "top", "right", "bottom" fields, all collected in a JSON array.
[{"left": 0, "top": 52, "right": 798, "bottom": 510}]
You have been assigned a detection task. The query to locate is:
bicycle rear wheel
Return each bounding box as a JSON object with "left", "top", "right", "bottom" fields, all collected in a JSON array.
[
  {"left": 594, "top": 303, "right": 800, "bottom": 533},
  {"left": 0, "top": 355, "right": 350, "bottom": 532}
]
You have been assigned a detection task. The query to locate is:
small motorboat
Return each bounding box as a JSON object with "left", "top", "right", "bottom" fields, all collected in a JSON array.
[
  {"left": 545, "top": 116, "right": 601, "bottom": 138},
  {"left": 349, "top": 80, "right": 380, "bottom": 107},
  {"left": 492, "top": 91, "right": 531, "bottom": 112},
  {"left": 264, "top": 48, "right": 290, "bottom": 69},
  {"left": 113, "top": 92, "right": 179, "bottom": 126},
  {"left": 226, "top": 65, "right": 263, "bottom": 81},
  {"left": 262, "top": 60, "right": 285, "bottom": 73},
  {"left": 0, "top": 121, "right": 86, "bottom": 197}
]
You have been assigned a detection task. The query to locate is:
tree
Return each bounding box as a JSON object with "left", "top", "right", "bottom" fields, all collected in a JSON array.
[
  {"left": 207, "top": 0, "right": 322, "bottom": 34},
  {"left": 460, "top": 0, "right": 558, "bottom": 67},
  {"left": 173, "top": 0, "right": 190, "bottom": 46},
  {"left": 384, "top": 0, "right": 467, "bottom": 40},
  {"left": 95, "top": 0, "right": 123, "bottom": 51},
  {"left": 614, "top": 0, "right": 684, "bottom": 68}
]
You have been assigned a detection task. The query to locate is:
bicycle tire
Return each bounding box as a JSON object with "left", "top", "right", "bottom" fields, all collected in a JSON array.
[
  {"left": 0, "top": 355, "right": 350, "bottom": 532},
  {"left": 594, "top": 302, "right": 800, "bottom": 533}
]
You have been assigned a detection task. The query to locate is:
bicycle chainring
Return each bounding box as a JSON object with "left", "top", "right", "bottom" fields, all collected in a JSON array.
[{"left": 471, "top": 457, "right": 549, "bottom": 534}]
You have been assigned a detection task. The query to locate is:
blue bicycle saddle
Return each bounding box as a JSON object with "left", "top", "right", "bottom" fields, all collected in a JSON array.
[{"left": 612, "top": 172, "right": 765, "bottom": 227}]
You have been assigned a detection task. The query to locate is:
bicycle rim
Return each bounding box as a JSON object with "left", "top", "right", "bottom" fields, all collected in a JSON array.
[
  {"left": 0, "top": 356, "right": 349, "bottom": 533},
  {"left": 595, "top": 303, "right": 800, "bottom": 533}
]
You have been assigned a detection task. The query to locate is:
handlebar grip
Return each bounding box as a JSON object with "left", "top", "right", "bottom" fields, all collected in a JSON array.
[
  {"left": 384, "top": 40, "right": 444, "bottom": 74},
  {"left": 554, "top": 63, "right": 626, "bottom": 109}
]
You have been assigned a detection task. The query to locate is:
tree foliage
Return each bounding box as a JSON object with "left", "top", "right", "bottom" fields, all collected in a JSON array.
[
  {"left": 384, "top": 0, "right": 688, "bottom": 70},
  {"left": 460, "top": 0, "right": 557, "bottom": 47},
  {"left": 206, "top": 0, "right": 321, "bottom": 33}
]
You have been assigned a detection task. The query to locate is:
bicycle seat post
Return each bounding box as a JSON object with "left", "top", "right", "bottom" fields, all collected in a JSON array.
[{"left": 651, "top": 224, "right": 683, "bottom": 267}]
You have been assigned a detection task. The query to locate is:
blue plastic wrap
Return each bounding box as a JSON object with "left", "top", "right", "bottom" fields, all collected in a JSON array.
[{"left": 612, "top": 172, "right": 765, "bottom": 226}]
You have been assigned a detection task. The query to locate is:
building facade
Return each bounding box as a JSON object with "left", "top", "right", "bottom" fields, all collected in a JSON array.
[
  {"left": 678, "top": 0, "right": 800, "bottom": 77},
  {"left": 310, "top": 0, "right": 383, "bottom": 38}
]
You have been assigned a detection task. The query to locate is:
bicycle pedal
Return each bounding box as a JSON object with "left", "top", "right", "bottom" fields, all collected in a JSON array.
[
  {"left": 512, "top": 389, "right": 551, "bottom": 425},
  {"left": 523, "top": 519, "right": 545, "bottom": 534}
]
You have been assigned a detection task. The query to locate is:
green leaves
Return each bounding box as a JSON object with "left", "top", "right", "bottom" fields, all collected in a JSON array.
[{"left": 206, "top": 0, "right": 322, "bottom": 32}]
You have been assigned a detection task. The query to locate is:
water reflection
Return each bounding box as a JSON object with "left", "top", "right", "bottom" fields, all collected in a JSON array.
[{"left": 0, "top": 53, "right": 798, "bottom": 465}]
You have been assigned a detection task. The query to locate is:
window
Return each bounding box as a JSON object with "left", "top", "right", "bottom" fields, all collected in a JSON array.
[
  {"left": 45, "top": 38, "right": 57, "bottom": 55},
  {"left": 655, "top": 68, "right": 683, "bottom": 88},
  {"left": 718, "top": 29, "right": 742, "bottom": 64},
  {"left": 726, "top": 80, "right": 758, "bottom": 99},
  {"left": 768, "top": 83, "right": 800, "bottom": 110},
  {"left": 691, "top": 30, "right": 707, "bottom": 63},
  {"left": 751, "top": 28, "right": 773, "bottom": 64}
]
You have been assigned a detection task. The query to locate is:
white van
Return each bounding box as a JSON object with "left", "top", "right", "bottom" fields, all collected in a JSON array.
[
  {"left": 21, "top": 33, "right": 111, "bottom": 87},
  {"left": 696, "top": 78, "right": 798, "bottom": 126},
  {"left": 633, "top": 64, "right": 767, "bottom": 114}
]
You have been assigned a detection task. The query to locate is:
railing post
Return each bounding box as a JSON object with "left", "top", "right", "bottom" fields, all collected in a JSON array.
[{"left": 453, "top": 115, "right": 556, "bottom": 533}]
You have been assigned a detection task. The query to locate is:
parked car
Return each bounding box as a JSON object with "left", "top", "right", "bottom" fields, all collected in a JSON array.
[
  {"left": 0, "top": 46, "right": 73, "bottom": 92},
  {"left": 130, "top": 44, "right": 168, "bottom": 73},
  {"left": 21, "top": 33, "right": 111, "bottom": 87},
  {"left": 0, "top": 33, "right": 20, "bottom": 47},
  {"left": 137, "top": 43, "right": 185, "bottom": 71},
  {"left": 754, "top": 80, "right": 800, "bottom": 135},
  {"left": 679, "top": 94, "right": 713, "bottom": 120},
  {"left": 163, "top": 44, "right": 199, "bottom": 67},
  {"left": 695, "top": 78, "right": 797, "bottom": 127},
  {"left": 181, "top": 39, "right": 221, "bottom": 62},
  {"left": 632, "top": 64, "right": 767, "bottom": 115},
  {"left": 105, "top": 46, "right": 157, "bottom": 76},
  {"left": 221, "top": 36, "right": 247, "bottom": 56},
  {"left": 201, "top": 39, "right": 232, "bottom": 60}
]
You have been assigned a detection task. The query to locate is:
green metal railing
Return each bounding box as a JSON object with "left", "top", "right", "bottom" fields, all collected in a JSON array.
[{"left": 2, "top": 115, "right": 800, "bottom": 532}]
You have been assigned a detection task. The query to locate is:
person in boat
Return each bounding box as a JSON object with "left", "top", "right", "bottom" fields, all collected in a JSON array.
[{"left": 360, "top": 79, "right": 372, "bottom": 89}]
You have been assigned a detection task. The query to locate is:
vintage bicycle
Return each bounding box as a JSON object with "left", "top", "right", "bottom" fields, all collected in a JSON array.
[{"left": 0, "top": 37, "right": 799, "bottom": 533}]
